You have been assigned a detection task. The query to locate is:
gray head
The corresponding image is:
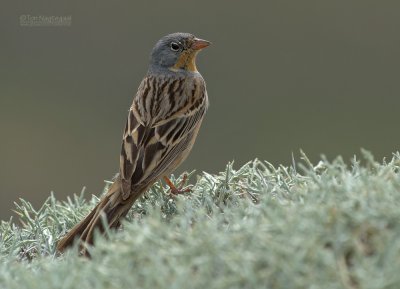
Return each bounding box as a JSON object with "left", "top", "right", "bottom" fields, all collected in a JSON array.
[{"left": 149, "top": 32, "right": 211, "bottom": 73}]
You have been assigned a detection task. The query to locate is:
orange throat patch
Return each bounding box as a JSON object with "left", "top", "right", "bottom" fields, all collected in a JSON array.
[{"left": 171, "top": 51, "right": 198, "bottom": 72}]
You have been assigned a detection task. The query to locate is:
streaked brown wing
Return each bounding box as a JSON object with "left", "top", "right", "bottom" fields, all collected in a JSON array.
[
  {"left": 141, "top": 107, "right": 206, "bottom": 181},
  {"left": 119, "top": 91, "right": 206, "bottom": 200}
]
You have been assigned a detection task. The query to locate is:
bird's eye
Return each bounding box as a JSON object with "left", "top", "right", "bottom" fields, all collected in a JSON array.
[{"left": 170, "top": 42, "right": 181, "bottom": 52}]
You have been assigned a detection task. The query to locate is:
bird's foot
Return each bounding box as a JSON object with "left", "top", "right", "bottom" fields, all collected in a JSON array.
[{"left": 163, "top": 174, "right": 192, "bottom": 195}]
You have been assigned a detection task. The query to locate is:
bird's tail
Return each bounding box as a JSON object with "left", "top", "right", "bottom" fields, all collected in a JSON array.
[{"left": 56, "top": 179, "right": 139, "bottom": 254}]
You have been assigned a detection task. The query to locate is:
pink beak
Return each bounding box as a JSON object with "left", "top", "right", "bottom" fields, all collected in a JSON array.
[{"left": 191, "top": 38, "right": 211, "bottom": 50}]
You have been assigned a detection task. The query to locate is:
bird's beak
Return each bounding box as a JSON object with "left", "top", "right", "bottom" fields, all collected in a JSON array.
[{"left": 191, "top": 38, "right": 211, "bottom": 50}]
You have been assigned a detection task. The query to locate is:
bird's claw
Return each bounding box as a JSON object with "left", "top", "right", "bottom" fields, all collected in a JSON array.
[{"left": 163, "top": 174, "right": 192, "bottom": 195}]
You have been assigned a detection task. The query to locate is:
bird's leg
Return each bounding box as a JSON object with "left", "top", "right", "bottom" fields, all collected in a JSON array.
[{"left": 163, "top": 174, "right": 192, "bottom": 195}]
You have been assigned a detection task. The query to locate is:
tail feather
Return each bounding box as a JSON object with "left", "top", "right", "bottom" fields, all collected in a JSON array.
[
  {"left": 56, "top": 180, "right": 137, "bottom": 254},
  {"left": 56, "top": 202, "right": 100, "bottom": 252}
]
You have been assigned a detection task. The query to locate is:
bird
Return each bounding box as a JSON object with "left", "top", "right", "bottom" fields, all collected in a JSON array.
[{"left": 56, "top": 32, "right": 210, "bottom": 254}]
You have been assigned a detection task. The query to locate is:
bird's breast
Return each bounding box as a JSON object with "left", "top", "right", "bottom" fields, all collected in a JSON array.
[{"left": 134, "top": 74, "right": 205, "bottom": 125}]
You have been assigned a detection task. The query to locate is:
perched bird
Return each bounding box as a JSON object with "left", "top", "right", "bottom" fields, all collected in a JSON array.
[{"left": 57, "top": 32, "right": 210, "bottom": 253}]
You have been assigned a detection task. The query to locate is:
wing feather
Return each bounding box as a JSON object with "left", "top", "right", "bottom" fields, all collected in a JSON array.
[{"left": 119, "top": 75, "right": 207, "bottom": 199}]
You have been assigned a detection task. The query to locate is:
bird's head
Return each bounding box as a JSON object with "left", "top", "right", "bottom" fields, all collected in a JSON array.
[{"left": 149, "top": 32, "right": 211, "bottom": 73}]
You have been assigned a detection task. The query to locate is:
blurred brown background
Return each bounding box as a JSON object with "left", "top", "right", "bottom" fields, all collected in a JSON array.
[{"left": 1, "top": 1, "right": 399, "bottom": 220}]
